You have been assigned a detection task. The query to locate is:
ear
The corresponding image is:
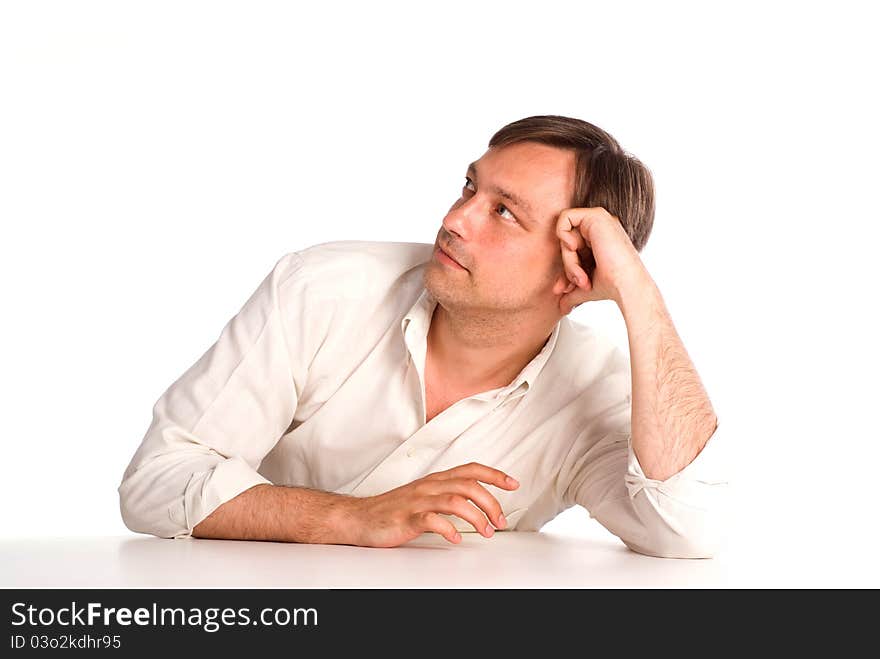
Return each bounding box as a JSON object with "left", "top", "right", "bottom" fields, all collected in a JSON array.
[{"left": 551, "top": 272, "right": 577, "bottom": 299}]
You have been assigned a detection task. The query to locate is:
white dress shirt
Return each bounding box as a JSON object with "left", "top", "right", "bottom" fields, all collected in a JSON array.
[{"left": 118, "top": 240, "right": 727, "bottom": 558}]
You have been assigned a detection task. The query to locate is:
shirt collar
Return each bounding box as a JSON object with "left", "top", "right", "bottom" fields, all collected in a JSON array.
[{"left": 401, "top": 287, "right": 561, "bottom": 402}]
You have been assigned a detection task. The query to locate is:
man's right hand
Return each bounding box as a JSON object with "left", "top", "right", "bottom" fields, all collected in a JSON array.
[{"left": 342, "top": 462, "right": 520, "bottom": 548}]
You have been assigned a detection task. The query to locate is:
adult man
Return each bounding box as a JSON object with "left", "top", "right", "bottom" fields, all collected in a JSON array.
[{"left": 119, "top": 115, "right": 726, "bottom": 558}]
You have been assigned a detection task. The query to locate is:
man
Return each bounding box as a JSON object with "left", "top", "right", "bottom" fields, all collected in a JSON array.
[{"left": 119, "top": 115, "right": 726, "bottom": 559}]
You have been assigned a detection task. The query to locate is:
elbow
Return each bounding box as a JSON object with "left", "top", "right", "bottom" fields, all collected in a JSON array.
[
  {"left": 118, "top": 492, "right": 149, "bottom": 537},
  {"left": 621, "top": 505, "right": 727, "bottom": 559},
  {"left": 118, "top": 452, "right": 267, "bottom": 540},
  {"left": 117, "top": 473, "right": 188, "bottom": 540},
  {"left": 119, "top": 501, "right": 151, "bottom": 537},
  {"left": 117, "top": 446, "right": 231, "bottom": 539},
  {"left": 623, "top": 477, "right": 729, "bottom": 559},
  {"left": 622, "top": 525, "right": 724, "bottom": 559},
  {"left": 118, "top": 483, "right": 162, "bottom": 538}
]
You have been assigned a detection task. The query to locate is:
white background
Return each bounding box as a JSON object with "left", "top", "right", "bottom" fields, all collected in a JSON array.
[{"left": 1, "top": 1, "right": 878, "bottom": 586}]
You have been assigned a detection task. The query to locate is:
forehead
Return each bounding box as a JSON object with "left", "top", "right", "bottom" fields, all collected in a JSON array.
[{"left": 474, "top": 142, "right": 576, "bottom": 220}]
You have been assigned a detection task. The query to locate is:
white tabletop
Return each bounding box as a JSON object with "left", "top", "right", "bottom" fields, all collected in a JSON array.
[
  {"left": 1, "top": 531, "right": 731, "bottom": 588},
  {"left": 3, "top": 528, "right": 876, "bottom": 588}
]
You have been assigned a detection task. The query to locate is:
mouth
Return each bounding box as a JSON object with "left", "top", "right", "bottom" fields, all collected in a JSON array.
[{"left": 435, "top": 245, "right": 467, "bottom": 270}]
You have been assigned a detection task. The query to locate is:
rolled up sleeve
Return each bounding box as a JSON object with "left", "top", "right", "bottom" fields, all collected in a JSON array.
[
  {"left": 616, "top": 419, "right": 729, "bottom": 558},
  {"left": 563, "top": 406, "right": 729, "bottom": 559},
  {"left": 118, "top": 251, "right": 309, "bottom": 539}
]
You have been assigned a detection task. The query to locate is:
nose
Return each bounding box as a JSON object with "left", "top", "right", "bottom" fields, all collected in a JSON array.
[{"left": 442, "top": 195, "right": 479, "bottom": 240}]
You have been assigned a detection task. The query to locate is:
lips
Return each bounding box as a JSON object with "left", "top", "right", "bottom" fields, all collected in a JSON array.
[{"left": 439, "top": 244, "right": 466, "bottom": 269}]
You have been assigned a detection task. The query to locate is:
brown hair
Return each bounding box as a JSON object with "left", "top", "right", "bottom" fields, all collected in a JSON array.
[{"left": 489, "top": 115, "right": 655, "bottom": 277}]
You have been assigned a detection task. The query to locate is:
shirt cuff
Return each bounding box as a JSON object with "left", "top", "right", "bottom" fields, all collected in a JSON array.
[
  {"left": 625, "top": 416, "right": 728, "bottom": 506},
  {"left": 609, "top": 418, "right": 729, "bottom": 557},
  {"left": 169, "top": 456, "right": 273, "bottom": 539}
]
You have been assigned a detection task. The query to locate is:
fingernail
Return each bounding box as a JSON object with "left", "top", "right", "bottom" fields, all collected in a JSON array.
[
  {"left": 506, "top": 476, "right": 519, "bottom": 487},
  {"left": 498, "top": 513, "right": 507, "bottom": 529},
  {"left": 485, "top": 524, "right": 494, "bottom": 537}
]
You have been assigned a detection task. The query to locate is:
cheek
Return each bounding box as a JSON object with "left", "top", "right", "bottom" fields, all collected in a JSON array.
[
  {"left": 473, "top": 231, "right": 550, "bottom": 281},
  {"left": 520, "top": 243, "right": 563, "bottom": 288},
  {"left": 482, "top": 230, "right": 515, "bottom": 252},
  {"left": 484, "top": 245, "right": 535, "bottom": 282}
]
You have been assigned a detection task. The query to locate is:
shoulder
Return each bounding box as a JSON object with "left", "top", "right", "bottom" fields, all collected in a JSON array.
[
  {"left": 550, "top": 316, "right": 632, "bottom": 404},
  {"left": 559, "top": 318, "right": 630, "bottom": 367},
  {"left": 273, "top": 240, "right": 435, "bottom": 299},
  {"left": 295, "top": 240, "right": 435, "bottom": 273}
]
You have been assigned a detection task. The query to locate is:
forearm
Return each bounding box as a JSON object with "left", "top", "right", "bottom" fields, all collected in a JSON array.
[
  {"left": 617, "top": 273, "right": 718, "bottom": 481},
  {"left": 192, "top": 483, "right": 356, "bottom": 544}
]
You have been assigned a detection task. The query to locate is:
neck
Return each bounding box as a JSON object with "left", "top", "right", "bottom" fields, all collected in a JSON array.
[{"left": 427, "top": 302, "right": 557, "bottom": 390}]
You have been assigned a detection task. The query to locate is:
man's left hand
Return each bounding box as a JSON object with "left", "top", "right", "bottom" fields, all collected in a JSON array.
[{"left": 555, "top": 206, "right": 650, "bottom": 314}]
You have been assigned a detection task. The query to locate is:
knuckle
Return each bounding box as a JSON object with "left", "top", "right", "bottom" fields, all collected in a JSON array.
[
  {"left": 469, "top": 483, "right": 492, "bottom": 497},
  {"left": 444, "top": 494, "right": 461, "bottom": 507}
]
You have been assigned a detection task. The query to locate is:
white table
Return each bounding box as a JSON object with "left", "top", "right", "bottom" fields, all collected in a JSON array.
[
  {"left": 1, "top": 531, "right": 732, "bottom": 588},
  {"left": 3, "top": 529, "right": 876, "bottom": 588}
]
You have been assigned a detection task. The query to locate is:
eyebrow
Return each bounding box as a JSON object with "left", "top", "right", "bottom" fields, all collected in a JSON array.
[{"left": 466, "top": 161, "right": 536, "bottom": 223}]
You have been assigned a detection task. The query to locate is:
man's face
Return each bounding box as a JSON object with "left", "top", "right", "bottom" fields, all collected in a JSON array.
[{"left": 425, "top": 141, "right": 576, "bottom": 314}]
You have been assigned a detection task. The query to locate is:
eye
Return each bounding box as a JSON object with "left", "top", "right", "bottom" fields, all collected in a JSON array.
[
  {"left": 496, "top": 204, "right": 517, "bottom": 222},
  {"left": 462, "top": 176, "right": 518, "bottom": 224}
]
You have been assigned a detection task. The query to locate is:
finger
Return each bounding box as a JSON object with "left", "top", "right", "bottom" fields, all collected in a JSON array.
[
  {"left": 559, "top": 232, "right": 585, "bottom": 289},
  {"left": 557, "top": 216, "right": 588, "bottom": 286},
  {"left": 559, "top": 229, "right": 584, "bottom": 252},
  {"left": 427, "top": 494, "right": 497, "bottom": 538},
  {"left": 556, "top": 210, "right": 592, "bottom": 249},
  {"left": 433, "top": 462, "right": 520, "bottom": 491},
  {"left": 557, "top": 216, "right": 586, "bottom": 254},
  {"left": 422, "top": 478, "right": 507, "bottom": 529},
  {"left": 556, "top": 207, "right": 615, "bottom": 246},
  {"left": 414, "top": 511, "right": 461, "bottom": 544},
  {"left": 560, "top": 245, "right": 590, "bottom": 288},
  {"left": 560, "top": 286, "right": 593, "bottom": 313},
  {"left": 556, "top": 209, "right": 579, "bottom": 238}
]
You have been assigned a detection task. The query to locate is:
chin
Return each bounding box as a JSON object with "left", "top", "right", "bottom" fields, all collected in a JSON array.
[
  {"left": 423, "top": 267, "right": 446, "bottom": 298},
  {"left": 424, "top": 268, "right": 465, "bottom": 306}
]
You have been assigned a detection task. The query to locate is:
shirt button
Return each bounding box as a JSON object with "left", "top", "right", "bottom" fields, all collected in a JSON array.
[{"left": 406, "top": 447, "right": 416, "bottom": 458}]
